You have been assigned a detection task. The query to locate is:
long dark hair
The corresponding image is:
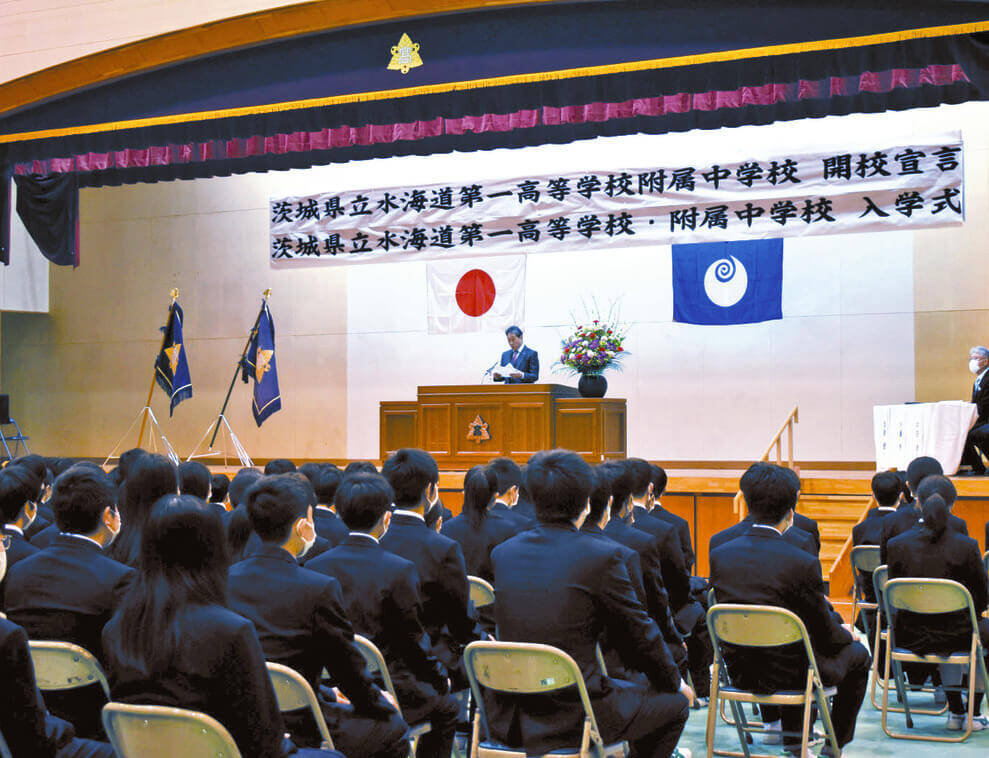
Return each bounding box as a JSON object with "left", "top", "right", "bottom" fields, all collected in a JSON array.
[
  {"left": 108, "top": 495, "right": 228, "bottom": 677},
  {"left": 108, "top": 454, "right": 178, "bottom": 567},
  {"left": 920, "top": 492, "right": 949, "bottom": 540},
  {"left": 463, "top": 465, "right": 497, "bottom": 529}
]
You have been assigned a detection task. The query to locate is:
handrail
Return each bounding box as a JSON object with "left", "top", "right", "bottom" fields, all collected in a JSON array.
[
  {"left": 826, "top": 496, "right": 876, "bottom": 595},
  {"left": 733, "top": 405, "right": 799, "bottom": 519}
]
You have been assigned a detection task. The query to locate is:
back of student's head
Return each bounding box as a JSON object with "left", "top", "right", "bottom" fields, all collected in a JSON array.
[
  {"left": 519, "top": 464, "right": 531, "bottom": 500},
  {"left": 344, "top": 461, "right": 378, "bottom": 476},
  {"left": 0, "top": 465, "right": 39, "bottom": 523},
  {"left": 623, "top": 458, "right": 653, "bottom": 499},
  {"left": 264, "top": 458, "right": 297, "bottom": 475},
  {"left": 53, "top": 457, "right": 79, "bottom": 477},
  {"left": 51, "top": 465, "right": 115, "bottom": 534},
  {"left": 209, "top": 474, "right": 230, "bottom": 504},
  {"left": 381, "top": 448, "right": 439, "bottom": 508},
  {"left": 111, "top": 453, "right": 178, "bottom": 567},
  {"left": 740, "top": 462, "right": 798, "bottom": 525},
  {"left": 245, "top": 474, "right": 311, "bottom": 543},
  {"left": 117, "top": 448, "right": 149, "bottom": 481},
  {"left": 915, "top": 474, "right": 957, "bottom": 510},
  {"left": 177, "top": 461, "right": 211, "bottom": 500},
  {"left": 588, "top": 466, "right": 614, "bottom": 524},
  {"left": 336, "top": 473, "right": 394, "bottom": 531},
  {"left": 895, "top": 470, "right": 913, "bottom": 504},
  {"left": 310, "top": 465, "right": 344, "bottom": 505},
  {"left": 298, "top": 462, "right": 322, "bottom": 484},
  {"left": 906, "top": 456, "right": 942, "bottom": 494},
  {"left": 599, "top": 461, "right": 629, "bottom": 509},
  {"left": 650, "top": 464, "right": 668, "bottom": 498},
  {"left": 526, "top": 449, "right": 593, "bottom": 523},
  {"left": 228, "top": 468, "right": 263, "bottom": 508},
  {"left": 463, "top": 465, "right": 497, "bottom": 528},
  {"left": 871, "top": 471, "right": 901, "bottom": 507},
  {"left": 15, "top": 454, "right": 52, "bottom": 490},
  {"left": 919, "top": 493, "right": 950, "bottom": 541},
  {"left": 488, "top": 457, "right": 522, "bottom": 495}
]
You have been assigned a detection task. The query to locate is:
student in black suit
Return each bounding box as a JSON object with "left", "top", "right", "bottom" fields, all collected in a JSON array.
[
  {"left": 486, "top": 457, "right": 535, "bottom": 530},
  {"left": 209, "top": 473, "right": 231, "bottom": 516},
  {"left": 710, "top": 462, "right": 870, "bottom": 757},
  {"left": 490, "top": 450, "right": 692, "bottom": 758},
  {"left": 1, "top": 464, "right": 41, "bottom": 608},
  {"left": 649, "top": 465, "right": 694, "bottom": 573},
  {"left": 441, "top": 465, "right": 517, "bottom": 582},
  {"left": 513, "top": 464, "right": 537, "bottom": 522},
  {"left": 228, "top": 475, "right": 409, "bottom": 757},
  {"left": 13, "top": 454, "right": 54, "bottom": 541},
  {"left": 961, "top": 345, "right": 989, "bottom": 474},
  {"left": 380, "top": 449, "right": 477, "bottom": 684},
  {"left": 177, "top": 460, "right": 211, "bottom": 500},
  {"left": 709, "top": 514, "right": 818, "bottom": 557},
  {"left": 103, "top": 495, "right": 338, "bottom": 758},
  {"left": 240, "top": 474, "right": 333, "bottom": 566},
  {"left": 265, "top": 458, "right": 298, "bottom": 475},
  {"left": 850, "top": 471, "right": 901, "bottom": 637},
  {"left": 107, "top": 453, "right": 178, "bottom": 568},
  {"left": 28, "top": 463, "right": 106, "bottom": 551},
  {"left": 5, "top": 465, "right": 132, "bottom": 738},
  {"left": 306, "top": 474, "right": 459, "bottom": 758},
  {"left": 308, "top": 465, "right": 349, "bottom": 547},
  {"left": 225, "top": 467, "right": 265, "bottom": 562},
  {"left": 492, "top": 325, "right": 539, "bottom": 383},
  {"left": 881, "top": 473, "right": 969, "bottom": 565},
  {"left": 887, "top": 491, "right": 989, "bottom": 729}
]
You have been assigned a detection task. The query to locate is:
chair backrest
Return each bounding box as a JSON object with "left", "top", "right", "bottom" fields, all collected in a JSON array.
[
  {"left": 468, "top": 575, "right": 496, "bottom": 608},
  {"left": 29, "top": 641, "right": 110, "bottom": 696},
  {"left": 884, "top": 578, "right": 978, "bottom": 627},
  {"left": 850, "top": 545, "right": 881, "bottom": 575},
  {"left": 102, "top": 702, "right": 242, "bottom": 758},
  {"left": 265, "top": 662, "right": 334, "bottom": 749},
  {"left": 352, "top": 635, "right": 401, "bottom": 716},
  {"left": 872, "top": 564, "right": 889, "bottom": 616},
  {"left": 464, "top": 640, "right": 602, "bottom": 747}
]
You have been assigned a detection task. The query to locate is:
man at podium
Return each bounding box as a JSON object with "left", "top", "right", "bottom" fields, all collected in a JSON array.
[{"left": 493, "top": 326, "right": 539, "bottom": 384}]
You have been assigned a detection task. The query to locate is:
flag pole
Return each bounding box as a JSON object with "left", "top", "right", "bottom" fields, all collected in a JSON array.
[
  {"left": 207, "top": 289, "right": 270, "bottom": 449},
  {"left": 138, "top": 288, "right": 179, "bottom": 447}
]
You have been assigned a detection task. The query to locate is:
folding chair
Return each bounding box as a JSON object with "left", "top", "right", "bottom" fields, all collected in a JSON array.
[
  {"left": 705, "top": 604, "right": 840, "bottom": 758},
  {"left": 353, "top": 634, "right": 432, "bottom": 756},
  {"left": 849, "top": 546, "right": 880, "bottom": 643},
  {"left": 463, "top": 640, "right": 629, "bottom": 757},
  {"left": 707, "top": 589, "right": 761, "bottom": 731},
  {"left": 28, "top": 641, "right": 110, "bottom": 697},
  {"left": 469, "top": 576, "right": 496, "bottom": 610},
  {"left": 102, "top": 702, "right": 242, "bottom": 757},
  {"left": 880, "top": 578, "right": 989, "bottom": 741},
  {"left": 266, "top": 662, "right": 335, "bottom": 750}
]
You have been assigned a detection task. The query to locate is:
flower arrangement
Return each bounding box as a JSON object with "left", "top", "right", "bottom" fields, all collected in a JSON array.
[{"left": 557, "top": 306, "right": 628, "bottom": 376}]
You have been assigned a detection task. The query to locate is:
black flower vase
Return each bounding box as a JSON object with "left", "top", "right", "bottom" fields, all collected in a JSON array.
[{"left": 577, "top": 373, "right": 607, "bottom": 398}]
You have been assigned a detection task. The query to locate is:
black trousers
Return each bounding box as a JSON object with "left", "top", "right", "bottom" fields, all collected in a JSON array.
[
  {"left": 961, "top": 423, "right": 989, "bottom": 473},
  {"left": 601, "top": 689, "right": 690, "bottom": 758},
  {"left": 399, "top": 682, "right": 460, "bottom": 758},
  {"left": 285, "top": 699, "right": 410, "bottom": 758}
]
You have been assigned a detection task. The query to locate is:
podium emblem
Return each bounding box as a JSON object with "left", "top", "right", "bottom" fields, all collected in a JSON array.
[{"left": 467, "top": 415, "right": 491, "bottom": 443}]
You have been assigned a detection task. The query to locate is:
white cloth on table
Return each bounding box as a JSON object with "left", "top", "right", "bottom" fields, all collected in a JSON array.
[{"left": 873, "top": 401, "right": 977, "bottom": 474}]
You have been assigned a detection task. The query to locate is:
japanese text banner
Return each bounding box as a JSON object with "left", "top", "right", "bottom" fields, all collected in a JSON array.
[{"left": 269, "top": 135, "right": 963, "bottom": 264}]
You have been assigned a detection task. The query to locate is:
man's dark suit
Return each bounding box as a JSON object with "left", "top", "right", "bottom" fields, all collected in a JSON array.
[
  {"left": 313, "top": 506, "right": 349, "bottom": 547},
  {"left": 0, "top": 618, "right": 114, "bottom": 758},
  {"left": 880, "top": 505, "right": 968, "bottom": 564},
  {"left": 710, "top": 517, "right": 818, "bottom": 558},
  {"left": 493, "top": 346, "right": 539, "bottom": 384},
  {"left": 24, "top": 511, "right": 53, "bottom": 541},
  {"left": 710, "top": 526, "right": 870, "bottom": 749},
  {"left": 489, "top": 501, "right": 533, "bottom": 531},
  {"left": 513, "top": 495, "right": 536, "bottom": 522},
  {"left": 243, "top": 531, "right": 333, "bottom": 566},
  {"left": 962, "top": 370, "right": 989, "bottom": 473},
  {"left": 441, "top": 511, "right": 517, "bottom": 582},
  {"left": 651, "top": 504, "right": 695, "bottom": 573},
  {"left": 228, "top": 545, "right": 408, "bottom": 758},
  {"left": 490, "top": 523, "right": 688, "bottom": 757},
  {"left": 1, "top": 525, "right": 39, "bottom": 610},
  {"left": 306, "top": 534, "right": 459, "bottom": 758},
  {"left": 792, "top": 512, "right": 821, "bottom": 556},
  {"left": 29, "top": 521, "right": 61, "bottom": 549},
  {"left": 5, "top": 535, "right": 134, "bottom": 738}
]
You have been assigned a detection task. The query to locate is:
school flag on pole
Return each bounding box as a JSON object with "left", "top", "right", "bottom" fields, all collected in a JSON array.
[
  {"left": 240, "top": 300, "right": 282, "bottom": 426},
  {"left": 154, "top": 300, "right": 193, "bottom": 416}
]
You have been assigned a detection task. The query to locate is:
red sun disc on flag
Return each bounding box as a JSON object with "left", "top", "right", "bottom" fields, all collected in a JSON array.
[{"left": 455, "top": 269, "right": 497, "bottom": 317}]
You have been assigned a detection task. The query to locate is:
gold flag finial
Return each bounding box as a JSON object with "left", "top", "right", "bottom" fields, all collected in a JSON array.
[
  {"left": 263, "top": 288, "right": 272, "bottom": 300},
  {"left": 388, "top": 33, "right": 423, "bottom": 75},
  {"left": 169, "top": 288, "right": 179, "bottom": 301}
]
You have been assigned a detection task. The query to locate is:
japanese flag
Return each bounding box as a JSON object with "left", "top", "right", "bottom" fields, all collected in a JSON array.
[{"left": 427, "top": 255, "right": 525, "bottom": 334}]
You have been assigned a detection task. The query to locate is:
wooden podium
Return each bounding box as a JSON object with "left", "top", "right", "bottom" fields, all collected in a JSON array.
[{"left": 380, "top": 384, "right": 626, "bottom": 467}]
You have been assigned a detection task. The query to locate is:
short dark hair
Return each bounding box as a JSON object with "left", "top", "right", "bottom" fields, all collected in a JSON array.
[
  {"left": 117, "top": 448, "right": 149, "bottom": 481},
  {"left": 740, "top": 462, "right": 798, "bottom": 524},
  {"left": 505, "top": 325, "right": 522, "bottom": 338},
  {"left": 600, "top": 461, "right": 630, "bottom": 510},
  {"left": 228, "top": 468, "right": 263, "bottom": 508},
  {"left": 526, "top": 449, "right": 593, "bottom": 523},
  {"left": 871, "top": 471, "right": 901, "bottom": 507},
  {"left": 14, "top": 454, "right": 52, "bottom": 491},
  {"left": 906, "top": 456, "right": 942, "bottom": 493},
  {"left": 335, "top": 473, "right": 394, "bottom": 531},
  {"left": 210, "top": 474, "right": 230, "bottom": 504},
  {"left": 344, "top": 461, "right": 378, "bottom": 476},
  {"left": 245, "top": 474, "right": 311, "bottom": 543},
  {"left": 894, "top": 470, "right": 913, "bottom": 504},
  {"left": 915, "top": 474, "right": 957, "bottom": 509},
  {"left": 381, "top": 448, "right": 439, "bottom": 508},
  {"left": 264, "top": 458, "right": 297, "bottom": 475},
  {"left": 178, "top": 461, "right": 211, "bottom": 500},
  {"left": 623, "top": 458, "right": 653, "bottom": 499},
  {"left": 50, "top": 465, "right": 116, "bottom": 534},
  {"left": 0, "top": 465, "right": 39, "bottom": 523},
  {"left": 310, "top": 465, "right": 343, "bottom": 505},
  {"left": 650, "top": 464, "right": 668, "bottom": 497},
  {"left": 588, "top": 466, "right": 613, "bottom": 523},
  {"left": 298, "top": 462, "right": 322, "bottom": 484},
  {"left": 488, "top": 457, "right": 522, "bottom": 494}
]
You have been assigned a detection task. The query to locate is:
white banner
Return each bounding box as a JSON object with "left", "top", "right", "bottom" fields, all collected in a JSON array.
[{"left": 269, "top": 135, "right": 963, "bottom": 264}]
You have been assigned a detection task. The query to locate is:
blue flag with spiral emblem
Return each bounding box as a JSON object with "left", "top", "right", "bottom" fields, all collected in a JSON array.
[
  {"left": 672, "top": 239, "right": 783, "bottom": 325},
  {"left": 241, "top": 301, "right": 281, "bottom": 426},
  {"left": 154, "top": 301, "right": 193, "bottom": 416}
]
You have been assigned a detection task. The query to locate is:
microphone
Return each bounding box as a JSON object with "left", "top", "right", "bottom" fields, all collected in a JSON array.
[{"left": 482, "top": 360, "right": 499, "bottom": 383}]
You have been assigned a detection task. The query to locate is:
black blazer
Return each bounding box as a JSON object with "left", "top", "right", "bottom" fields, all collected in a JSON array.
[
  {"left": 243, "top": 530, "right": 333, "bottom": 566},
  {"left": 28, "top": 521, "right": 60, "bottom": 550},
  {"left": 228, "top": 545, "right": 391, "bottom": 717},
  {"left": 629, "top": 507, "right": 692, "bottom": 615},
  {"left": 493, "top": 346, "right": 539, "bottom": 384},
  {"left": 651, "top": 505, "right": 695, "bottom": 573},
  {"left": 710, "top": 517, "right": 818, "bottom": 559},
  {"left": 0, "top": 526, "right": 39, "bottom": 610},
  {"left": 489, "top": 501, "right": 534, "bottom": 531},
  {"left": 513, "top": 496, "right": 536, "bottom": 522},
  {"left": 972, "top": 372, "right": 989, "bottom": 425},
  {"left": 24, "top": 513, "right": 52, "bottom": 541},
  {"left": 441, "top": 511, "right": 518, "bottom": 581},
  {"left": 5, "top": 534, "right": 134, "bottom": 661},
  {"left": 305, "top": 535, "right": 448, "bottom": 694},
  {"left": 792, "top": 512, "right": 821, "bottom": 555},
  {"left": 880, "top": 505, "right": 968, "bottom": 564},
  {"left": 887, "top": 525, "right": 988, "bottom": 654},
  {"left": 379, "top": 512, "right": 476, "bottom": 652},
  {"left": 103, "top": 604, "right": 292, "bottom": 758},
  {"left": 313, "top": 506, "right": 349, "bottom": 547},
  {"left": 710, "top": 525, "right": 855, "bottom": 691},
  {"left": 490, "top": 523, "right": 681, "bottom": 753},
  {"left": 852, "top": 507, "right": 898, "bottom": 547}
]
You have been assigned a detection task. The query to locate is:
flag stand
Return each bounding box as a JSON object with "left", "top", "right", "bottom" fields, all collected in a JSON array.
[
  {"left": 103, "top": 406, "right": 179, "bottom": 467},
  {"left": 186, "top": 414, "right": 252, "bottom": 467}
]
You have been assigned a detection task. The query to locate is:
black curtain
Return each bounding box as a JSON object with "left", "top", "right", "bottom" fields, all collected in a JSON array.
[{"left": 13, "top": 173, "right": 79, "bottom": 266}]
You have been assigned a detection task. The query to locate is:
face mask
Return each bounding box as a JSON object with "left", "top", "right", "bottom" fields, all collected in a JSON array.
[
  {"left": 106, "top": 510, "right": 122, "bottom": 545},
  {"left": 0, "top": 545, "right": 7, "bottom": 583},
  {"left": 970, "top": 359, "right": 982, "bottom": 375},
  {"left": 298, "top": 518, "right": 316, "bottom": 558}
]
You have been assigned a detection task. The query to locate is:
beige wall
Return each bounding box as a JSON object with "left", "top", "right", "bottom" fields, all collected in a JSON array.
[{"left": 1, "top": 174, "right": 349, "bottom": 459}]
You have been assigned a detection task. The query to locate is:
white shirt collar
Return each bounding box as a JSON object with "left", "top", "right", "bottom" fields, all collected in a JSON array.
[
  {"left": 512, "top": 344, "right": 526, "bottom": 355},
  {"left": 393, "top": 509, "right": 425, "bottom": 522},
  {"left": 493, "top": 499, "right": 510, "bottom": 508},
  {"left": 315, "top": 505, "right": 335, "bottom": 513},
  {"left": 752, "top": 524, "right": 783, "bottom": 536},
  {"left": 978, "top": 367, "right": 989, "bottom": 383},
  {"left": 877, "top": 506, "right": 897, "bottom": 512},
  {"left": 61, "top": 533, "right": 103, "bottom": 549},
  {"left": 348, "top": 531, "right": 380, "bottom": 544},
  {"left": 4, "top": 524, "right": 23, "bottom": 536}
]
